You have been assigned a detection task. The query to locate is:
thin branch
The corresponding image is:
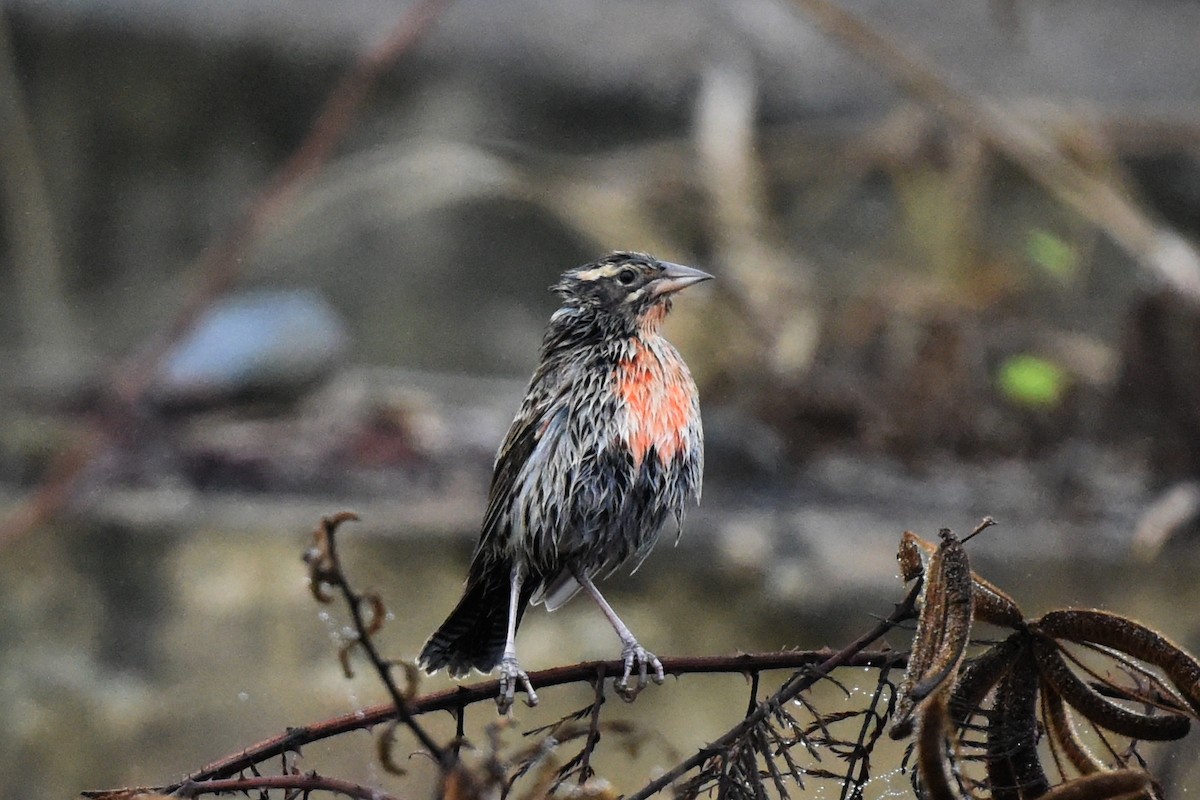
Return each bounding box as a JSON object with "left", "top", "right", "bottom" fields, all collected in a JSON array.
[
  {"left": 311, "top": 513, "right": 447, "bottom": 764},
  {"left": 173, "top": 773, "right": 402, "bottom": 800},
  {"left": 453, "top": 705, "right": 466, "bottom": 759},
  {"left": 839, "top": 662, "right": 894, "bottom": 800},
  {"left": 746, "top": 670, "right": 762, "bottom": 718},
  {"left": 0, "top": 423, "right": 106, "bottom": 548},
  {"left": 81, "top": 650, "right": 903, "bottom": 797},
  {"left": 623, "top": 584, "right": 921, "bottom": 800},
  {"left": 758, "top": 723, "right": 794, "bottom": 800},
  {"left": 962, "top": 516, "right": 997, "bottom": 545},
  {"left": 578, "top": 665, "right": 608, "bottom": 785}
]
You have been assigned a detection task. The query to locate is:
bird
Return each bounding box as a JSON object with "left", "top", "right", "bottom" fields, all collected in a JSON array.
[{"left": 418, "top": 251, "right": 711, "bottom": 712}]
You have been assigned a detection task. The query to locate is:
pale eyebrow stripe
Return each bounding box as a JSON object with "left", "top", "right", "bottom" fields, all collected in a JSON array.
[{"left": 574, "top": 265, "right": 621, "bottom": 282}]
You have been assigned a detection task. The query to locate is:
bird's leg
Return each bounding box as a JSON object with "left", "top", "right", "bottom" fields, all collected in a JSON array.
[
  {"left": 571, "top": 567, "right": 665, "bottom": 701},
  {"left": 497, "top": 563, "right": 537, "bottom": 713}
]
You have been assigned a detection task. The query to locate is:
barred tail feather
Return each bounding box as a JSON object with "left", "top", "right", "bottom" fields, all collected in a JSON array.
[{"left": 418, "top": 567, "right": 532, "bottom": 678}]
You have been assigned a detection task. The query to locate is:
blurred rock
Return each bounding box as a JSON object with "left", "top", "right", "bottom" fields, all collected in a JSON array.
[{"left": 150, "top": 289, "right": 349, "bottom": 409}]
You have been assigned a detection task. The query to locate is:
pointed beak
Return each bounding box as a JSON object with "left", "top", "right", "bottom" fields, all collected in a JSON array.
[{"left": 649, "top": 262, "right": 714, "bottom": 298}]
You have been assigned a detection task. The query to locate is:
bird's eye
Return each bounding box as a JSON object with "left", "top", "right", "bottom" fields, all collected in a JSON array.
[{"left": 616, "top": 268, "right": 638, "bottom": 286}]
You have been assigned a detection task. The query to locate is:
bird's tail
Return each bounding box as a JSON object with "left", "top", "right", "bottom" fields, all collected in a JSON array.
[{"left": 418, "top": 566, "right": 533, "bottom": 678}]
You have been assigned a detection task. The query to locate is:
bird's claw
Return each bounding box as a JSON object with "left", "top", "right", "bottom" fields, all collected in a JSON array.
[
  {"left": 615, "top": 642, "right": 664, "bottom": 702},
  {"left": 497, "top": 655, "right": 538, "bottom": 713}
]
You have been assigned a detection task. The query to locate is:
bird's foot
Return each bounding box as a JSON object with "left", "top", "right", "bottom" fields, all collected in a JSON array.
[
  {"left": 615, "top": 641, "right": 665, "bottom": 702},
  {"left": 497, "top": 654, "right": 538, "bottom": 713}
]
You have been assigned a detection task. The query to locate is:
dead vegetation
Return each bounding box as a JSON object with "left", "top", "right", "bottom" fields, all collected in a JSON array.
[{"left": 80, "top": 512, "right": 1200, "bottom": 799}]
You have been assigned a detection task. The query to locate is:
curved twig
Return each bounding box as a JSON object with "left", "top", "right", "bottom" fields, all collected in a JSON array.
[
  {"left": 623, "top": 583, "right": 921, "bottom": 800},
  {"left": 1041, "top": 678, "right": 1107, "bottom": 777},
  {"left": 1035, "top": 609, "right": 1200, "bottom": 716},
  {"left": 948, "top": 632, "right": 1024, "bottom": 728},
  {"left": 307, "top": 513, "right": 447, "bottom": 763},
  {"left": 1033, "top": 636, "right": 1190, "bottom": 741},
  {"left": 1039, "top": 770, "right": 1151, "bottom": 800}
]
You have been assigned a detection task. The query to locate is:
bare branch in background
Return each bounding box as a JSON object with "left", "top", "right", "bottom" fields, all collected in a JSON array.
[
  {"left": 788, "top": 0, "right": 1200, "bottom": 304},
  {"left": 694, "top": 58, "right": 820, "bottom": 377},
  {"left": 0, "top": 0, "right": 454, "bottom": 547},
  {"left": 110, "top": 0, "right": 455, "bottom": 405}
]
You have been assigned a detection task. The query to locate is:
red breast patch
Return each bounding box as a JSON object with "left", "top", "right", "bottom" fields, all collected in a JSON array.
[{"left": 615, "top": 340, "right": 693, "bottom": 468}]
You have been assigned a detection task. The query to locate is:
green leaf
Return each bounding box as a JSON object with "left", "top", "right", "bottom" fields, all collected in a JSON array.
[
  {"left": 1026, "top": 229, "right": 1079, "bottom": 284},
  {"left": 997, "top": 355, "right": 1068, "bottom": 408}
]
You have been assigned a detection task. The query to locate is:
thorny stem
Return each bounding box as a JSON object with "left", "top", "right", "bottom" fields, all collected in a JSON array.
[
  {"left": 623, "top": 583, "right": 921, "bottom": 800},
  {"left": 173, "top": 773, "right": 401, "bottom": 800},
  {"left": 319, "top": 514, "right": 448, "bottom": 764},
  {"left": 81, "top": 650, "right": 904, "bottom": 796}
]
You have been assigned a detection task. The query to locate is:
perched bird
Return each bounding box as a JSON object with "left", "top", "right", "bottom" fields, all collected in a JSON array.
[{"left": 418, "top": 252, "right": 711, "bottom": 711}]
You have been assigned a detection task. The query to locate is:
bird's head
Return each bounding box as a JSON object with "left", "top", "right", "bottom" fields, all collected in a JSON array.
[{"left": 551, "top": 252, "right": 712, "bottom": 332}]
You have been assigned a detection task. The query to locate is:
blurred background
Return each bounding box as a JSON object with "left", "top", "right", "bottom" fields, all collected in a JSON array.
[{"left": 2, "top": 0, "right": 1200, "bottom": 796}]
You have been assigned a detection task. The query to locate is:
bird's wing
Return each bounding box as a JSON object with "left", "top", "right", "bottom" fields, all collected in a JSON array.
[{"left": 471, "top": 370, "right": 571, "bottom": 563}]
